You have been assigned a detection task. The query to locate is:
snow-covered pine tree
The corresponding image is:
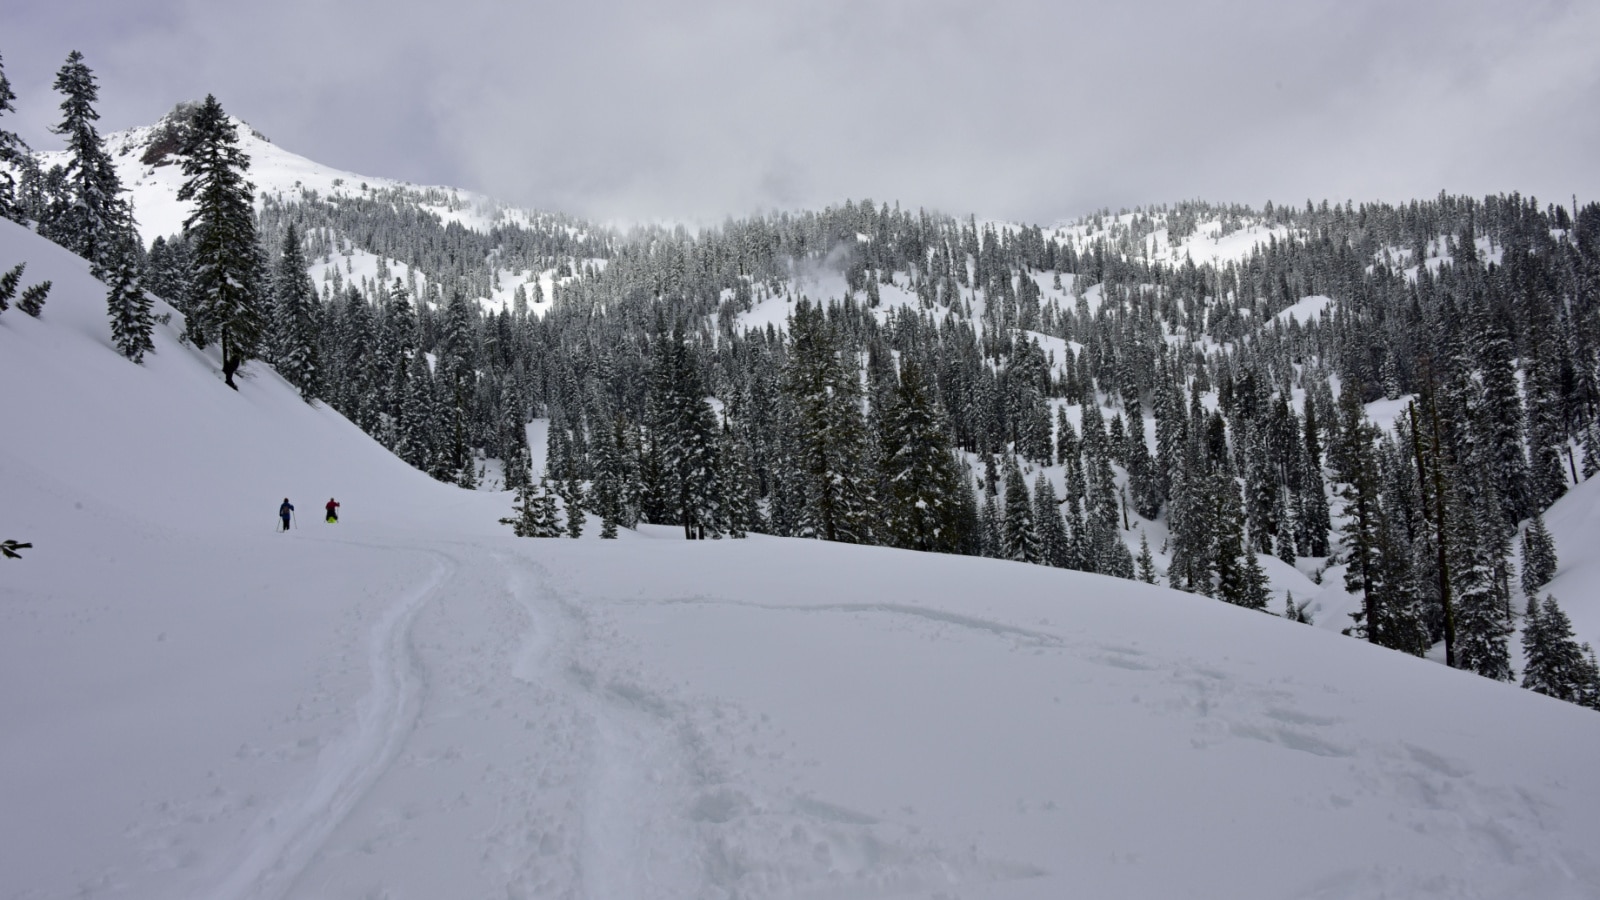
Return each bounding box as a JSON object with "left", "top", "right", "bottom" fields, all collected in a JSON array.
[
  {"left": 1033, "top": 472, "right": 1069, "bottom": 568},
  {"left": 337, "top": 286, "right": 379, "bottom": 432},
  {"left": 1001, "top": 461, "right": 1038, "bottom": 563},
  {"left": 395, "top": 348, "right": 435, "bottom": 471},
  {"left": 16, "top": 277, "right": 50, "bottom": 317},
  {"left": 143, "top": 236, "right": 192, "bottom": 309},
  {"left": 1334, "top": 387, "right": 1401, "bottom": 644},
  {"left": 1450, "top": 490, "right": 1514, "bottom": 681},
  {"left": 0, "top": 262, "right": 22, "bottom": 314},
  {"left": 1295, "top": 400, "right": 1331, "bottom": 557},
  {"left": 879, "top": 359, "right": 965, "bottom": 553},
  {"left": 271, "top": 222, "right": 320, "bottom": 399},
  {"left": 719, "top": 425, "right": 760, "bottom": 539},
  {"left": 104, "top": 233, "right": 153, "bottom": 362},
  {"left": 1521, "top": 595, "right": 1593, "bottom": 705},
  {"left": 1582, "top": 418, "right": 1600, "bottom": 481},
  {"left": 1519, "top": 512, "right": 1558, "bottom": 600},
  {"left": 178, "top": 95, "right": 265, "bottom": 389},
  {"left": 1466, "top": 290, "right": 1532, "bottom": 527},
  {"left": 558, "top": 473, "right": 584, "bottom": 538},
  {"left": 47, "top": 51, "right": 128, "bottom": 271},
  {"left": 589, "top": 419, "right": 626, "bottom": 538},
  {"left": 436, "top": 290, "right": 477, "bottom": 473},
  {"left": 0, "top": 52, "right": 27, "bottom": 221},
  {"left": 1136, "top": 530, "right": 1158, "bottom": 585},
  {"left": 784, "top": 300, "right": 873, "bottom": 544},
  {"left": 500, "top": 475, "right": 562, "bottom": 538},
  {"left": 647, "top": 327, "right": 723, "bottom": 539},
  {"left": 1520, "top": 283, "right": 1569, "bottom": 511}
]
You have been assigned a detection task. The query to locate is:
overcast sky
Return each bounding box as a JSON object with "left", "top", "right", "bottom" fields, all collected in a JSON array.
[{"left": 6, "top": 0, "right": 1598, "bottom": 226}]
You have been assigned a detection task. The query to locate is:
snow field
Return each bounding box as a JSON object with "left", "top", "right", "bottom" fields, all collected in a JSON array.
[{"left": 6, "top": 210, "right": 1600, "bottom": 898}]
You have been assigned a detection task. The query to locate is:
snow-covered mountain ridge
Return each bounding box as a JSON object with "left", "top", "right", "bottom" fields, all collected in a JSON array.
[{"left": 4, "top": 209, "right": 1600, "bottom": 897}]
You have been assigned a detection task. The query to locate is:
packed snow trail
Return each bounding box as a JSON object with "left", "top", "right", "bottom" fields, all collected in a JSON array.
[
  {"left": 255, "top": 541, "right": 713, "bottom": 899},
  {"left": 207, "top": 548, "right": 456, "bottom": 900}
]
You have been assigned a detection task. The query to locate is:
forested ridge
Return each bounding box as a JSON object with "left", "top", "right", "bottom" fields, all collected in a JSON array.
[{"left": 5, "top": 59, "right": 1599, "bottom": 707}]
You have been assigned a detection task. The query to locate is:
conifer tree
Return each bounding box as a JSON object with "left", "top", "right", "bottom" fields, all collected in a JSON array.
[
  {"left": 15, "top": 278, "right": 49, "bottom": 316},
  {"left": 1001, "top": 461, "right": 1038, "bottom": 563},
  {"left": 647, "top": 327, "right": 723, "bottom": 538},
  {"left": 1136, "top": 530, "right": 1159, "bottom": 584},
  {"left": 1519, "top": 512, "right": 1558, "bottom": 600},
  {"left": 1451, "top": 496, "right": 1515, "bottom": 680},
  {"left": 719, "top": 425, "right": 760, "bottom": 538},
  {"left": 1334, "top": 388, "right": 1392, "bottom": 643},
  {"left": 500, "top": 475, "right": 562, "bottom": 537},
  {"left": 879, "top": 359, "right": 965, "bottom": 552},
  {"left": 1296, "top": 401, "right": 1331, "bottom": 557},
  {"left": 396, "top": 349, "right": 435, "bottom": 470},
  {"left": 0, "top": 52, "right": 27, "bottom": 221},
  {"left": 104, "top": 233, "right": 154, "bottom": 361},
  {"left": 784, "top": 300, "right": 873, "bottom": 543},
  {"left": 1468, "top": 301, "right": 1531, "bottom": 526},
  {"left": 1033, "top": 472, "right": 1070, "bottom": 568},
  {"left": 437, "top": 290, "right": 477, "bottom": 472},
  {"left": 589, "top": 419, "right": 627, "bottom": 538},
  {"left": 48, "top": 51, "right": 128, "bottom": 270},
  {"left": 143, "top": 236, "right": 192, "bottom": 307},
  {"left": 1521, "top": 595, "right": 1593, "bottom": 704},
  {"left": 178, "top": 95, "right": 264, "bottom": 389},
  {"left": 559, "top": 475, "right": 585, "bottom": 538},
  {"left": 271, "top": 222, "right": 320, "bottom": 399},
  {"left": 0, "top": 252, "right": 48, "bottom": 315}
]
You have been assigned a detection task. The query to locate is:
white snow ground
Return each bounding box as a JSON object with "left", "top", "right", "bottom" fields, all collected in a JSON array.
[{"left": 5, "top": 217, "right": 1600, "bottom": 899}]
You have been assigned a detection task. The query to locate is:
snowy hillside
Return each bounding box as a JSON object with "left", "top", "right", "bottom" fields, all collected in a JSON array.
[
  {"left": 5, "top": 217, "right": 1600, "bottom": 898},
  {"left": 34, "top": 107, "right": 589, "bottom": 317},
  {"left": 43, "top": 110, "right": 519, "bottom": 247}
]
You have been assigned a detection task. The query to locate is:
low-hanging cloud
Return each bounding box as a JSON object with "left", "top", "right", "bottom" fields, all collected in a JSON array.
[{"left": 6, "top": 0, "right": 1599, "bottom": 225}]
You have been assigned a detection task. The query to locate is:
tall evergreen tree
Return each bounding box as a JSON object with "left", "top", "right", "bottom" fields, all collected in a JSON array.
[
  {"left": 1033, "top": 472, "right": 1070, "bottom": 568},
  {"left": 1001, "top": 461, "right": 1038, "bottom": 563},
  {"left": 1450, "top": 489, "right": 1515, "bottom": 680},
  {"left": 178, "top": 95, "right": 265, "bottom": 389},
  {"left": 104, "top": 233, "right": 154, "bottom": 362},
  {"left": 271, "top": 222, "right": 320, "bottom": 399},
  {"left": 48, "top": 51, "right": 128, "bottom": 270},
  {"left": 1521, "top": 595, "right": 1596, "bottom": 705},
  {"left": 0, "top": 51, "right": 27, "bottom": 221},
  {"left": 1520, "top": 512, "right": 1559, "bottom": 601},
  {"left": 879, "top": 359, "right": 965, "bottom": 552},
  {"left": 784, "top": 300, "right": 873, "bottom": 543}
]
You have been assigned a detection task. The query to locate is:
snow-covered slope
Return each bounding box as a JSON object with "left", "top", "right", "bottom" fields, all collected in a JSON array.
[
  {"left": 4, "top": 215, "right": 1600, "bottom": 898},
  {"left": 52, "top": 111, "right": 522, "bottom": 247}
]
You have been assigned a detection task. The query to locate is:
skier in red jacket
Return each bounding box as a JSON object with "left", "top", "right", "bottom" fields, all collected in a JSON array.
[{"left": 325, "top": 498, "right": 340, "bottom": 523}]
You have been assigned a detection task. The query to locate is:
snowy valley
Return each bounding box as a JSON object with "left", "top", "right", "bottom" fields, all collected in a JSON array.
[{"left": 4, "top": 93, "right": 1600, "bottom": 899}]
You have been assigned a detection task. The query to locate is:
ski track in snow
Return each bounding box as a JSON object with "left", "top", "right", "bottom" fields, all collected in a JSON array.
[
  {"left": 206, "top": 548, "right": 456, "bottom": 900},
  {"left": 500, "top": 551, "right": 706, "bottom": 898}
]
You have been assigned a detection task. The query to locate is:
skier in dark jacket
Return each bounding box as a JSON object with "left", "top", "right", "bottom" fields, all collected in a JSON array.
[
  {"left": 279, "top": 498, "right": 294, "bottom": 531},
  {"left": 325, "top": 498, "right": 340, "bottom": 523}
]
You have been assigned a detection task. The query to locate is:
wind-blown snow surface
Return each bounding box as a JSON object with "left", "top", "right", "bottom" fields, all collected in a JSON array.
[{"left": 4, "top": 217, "right": 1600, "bottom": 899}]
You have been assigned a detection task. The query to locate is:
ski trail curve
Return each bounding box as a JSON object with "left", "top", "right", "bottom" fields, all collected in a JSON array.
[{"left": 206, "top": 550, "right": 456, "bottom": 900}]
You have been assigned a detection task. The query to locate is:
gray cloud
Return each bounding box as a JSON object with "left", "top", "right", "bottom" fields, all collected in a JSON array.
[{"left": 5, "top": 0, "right": 1598, "bottom": 225}]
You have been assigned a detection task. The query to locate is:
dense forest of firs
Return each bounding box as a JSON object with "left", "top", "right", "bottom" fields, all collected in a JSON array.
[{"left": 5, "top": 70, "right": 1599, "bottom": 708}]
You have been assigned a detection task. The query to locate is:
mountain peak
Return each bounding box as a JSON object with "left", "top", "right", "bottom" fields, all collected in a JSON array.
[{"left": 124, "top": 102, "right": 271, "bottom": 170}]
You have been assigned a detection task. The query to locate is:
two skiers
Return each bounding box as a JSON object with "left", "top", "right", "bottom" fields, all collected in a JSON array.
[{"left": 278, "top": 497, "right": 339, "bottom": 530}]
